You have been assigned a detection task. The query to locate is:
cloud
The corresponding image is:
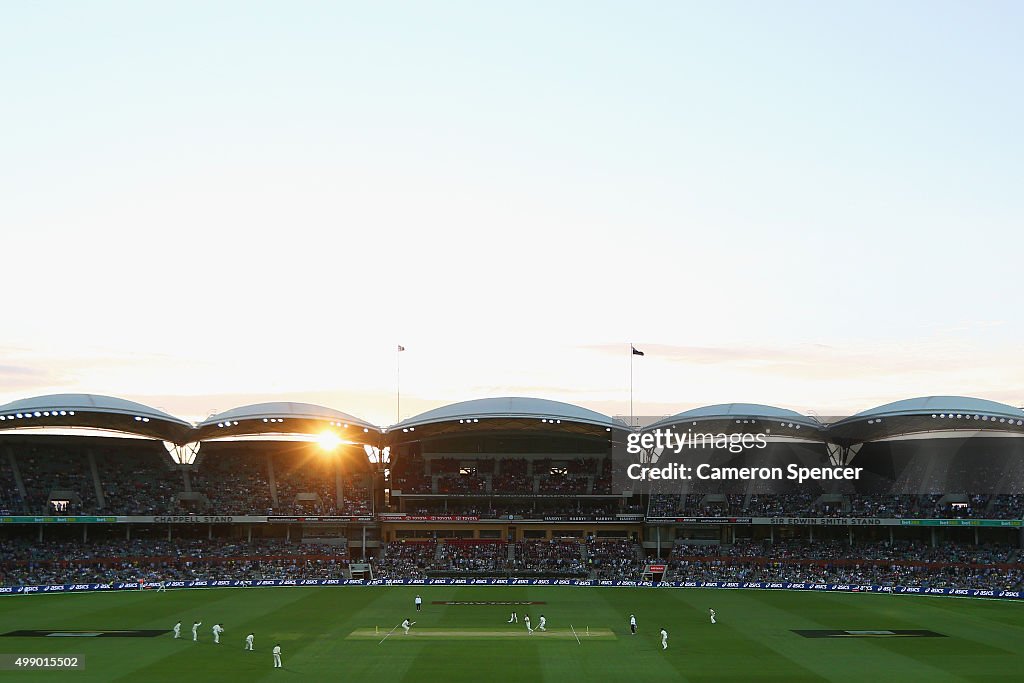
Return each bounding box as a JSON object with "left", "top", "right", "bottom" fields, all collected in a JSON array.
[
  {"left": 580, "top": 340, "right": 1021, "bottom": 381},
  {"left": 4, "top": 335, "right": 1022, "bottom": 428},
  {"left": 0, "top": 365, "right": 45, "bottom": 378},
  {"left": 0, "top": 363, "right": 71, "bottom": 394},
  {"left": 582, "top": 342, "right": 847, "bottom": 367},
  {"left": 465, "top": 384, "right": 599, "bottom": 396}
]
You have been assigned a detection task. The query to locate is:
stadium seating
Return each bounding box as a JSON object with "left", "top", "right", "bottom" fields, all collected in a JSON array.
[
  {"left": 646, "top": 492, "right": 1024, "bottom": 520},
  {"left": 431, "top": 539, "right": 507, "bottom": 573},
  {"left": 0, "top": 538, "right": 350, "bottom": 587},
  {"left": 664, "top": 539, "right": 1023, "bottom": 590},
  {"left": 372, "top": 540, "right": 437, "bottom": 579},
  {"left": 512, "top": 540, "right": 586, "bottom": 576},
  {"left": 2, "top": 438, "right": 1024, "bottom": 593},
  {"left": 586, "top": 539, "right": 643, "bottom": 580}
]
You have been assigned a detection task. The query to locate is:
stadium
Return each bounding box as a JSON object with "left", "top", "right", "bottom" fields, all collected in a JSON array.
[{"left": 2, "top": 393, "right": 1024, "bottom": 681}]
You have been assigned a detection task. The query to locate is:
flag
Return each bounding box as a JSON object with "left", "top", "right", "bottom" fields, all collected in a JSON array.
[
  {"left": 632, "top": 345, "right": 644, "bottom": 356},
  {"left": 397, "top": 345, "right": 405, "bottom": 352}
]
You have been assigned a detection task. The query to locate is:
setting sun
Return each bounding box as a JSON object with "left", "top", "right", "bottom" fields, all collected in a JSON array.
[{"left": 315, "top": 431, "right": 342, "bottom": 452}]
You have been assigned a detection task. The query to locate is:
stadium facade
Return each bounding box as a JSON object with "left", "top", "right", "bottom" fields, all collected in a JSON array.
[{"left": 1, "top": 393, "right": 1023, "bottom": 590}]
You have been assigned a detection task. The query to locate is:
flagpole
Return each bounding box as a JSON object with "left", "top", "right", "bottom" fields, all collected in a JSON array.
[{"left": 396, "top": 345, "right": 409, "bottom": 423}]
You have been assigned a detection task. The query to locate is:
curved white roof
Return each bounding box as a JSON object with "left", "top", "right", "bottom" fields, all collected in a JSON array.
[
  {"left": 393, "top": 397, "right": 627, "bottom": 431},
  {"left": 846, "top": 396, "right": 1024, "bottom": 421},
  {"left": 647, "top": 403, "right": 821, "bottom": 431},
  {"left": 198, "top": 402, "right": 378, "bottom": 432},
  {"left": 0, "top": 393, "right": 191, "bottom": 426}
]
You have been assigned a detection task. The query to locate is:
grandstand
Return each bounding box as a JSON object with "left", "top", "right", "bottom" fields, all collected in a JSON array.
[{"left": 0, "top": 393, "right": 1023, "bottom": 588}]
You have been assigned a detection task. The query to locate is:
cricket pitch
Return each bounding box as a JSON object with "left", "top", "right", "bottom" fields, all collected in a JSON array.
[{"left": 348, "top": 627, "right": 617, "bottom": 640}]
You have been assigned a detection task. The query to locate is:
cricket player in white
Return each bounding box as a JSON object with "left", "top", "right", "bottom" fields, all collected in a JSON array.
[
  {"left": 538, "top": 615, "right": 546, "bottom": 631},
  {"left": 415, "top": 595, "right": 422, "bottom": 612},
  {"left": 524, "top": 615, "right": 533, "bottom": 633},
  {"left": 273, "top": 644, "right": 282, "bottom": 668},
  {"left": 709, "top": 608, "right": 716, "bottom": 624},
  {"left": 157, "top": 580, "right": 167, "bottom": 593},
  {"left": 212, "top": 623, "right": 224, "bottom": 644},
  {"left": 245, "top": 633, "right": 254, "bottom": 651},
  {"left": 173, "top": 621, "right": 181, "bottom": 639},
  {"left": 660, "top": 628, "right": 668, "bottom": 650},
  {"left": 507, "top": 611, "right": 518, "bottom": 623},
  {"left": 402, "top": 618, "right": 414, "bottom": 635},
  {"left": 630, "top": 615, "right": 637, "bottom": 635},
  {"left": 192, "top": 621, "right": 202, "bottom": 641}
]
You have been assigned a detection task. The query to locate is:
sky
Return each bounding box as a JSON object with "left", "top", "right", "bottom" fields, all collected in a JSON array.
[{"left": 1, "top": 1, "right": 1022, "bottom": 427}]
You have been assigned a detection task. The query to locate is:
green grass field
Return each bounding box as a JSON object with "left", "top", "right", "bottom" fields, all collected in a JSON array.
[{"left": 1, "top": 586, "right": 1023, "bottom": 682}]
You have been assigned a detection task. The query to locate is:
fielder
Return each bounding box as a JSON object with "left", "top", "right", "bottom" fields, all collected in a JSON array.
[
  {"left": 415, "top": 595, "right": 422, "bottom": 612},
  {"left": 272, "top": 643, "right": 282, "bottom": 668},
  {"left": 173, "top": 621, "right": 181, "bottom": 639},
  {"left": 402, "top": 618, "right": 415, "bottom": 635},
  {"left": 192, "top": 621, "right": 202, "bottom": 641},
  {"left": 157, "top": 580, "right": 168, "bottom": 593},
  {"left": 630, "top": 614, "right": 637, "bottom": 635},
  {"left": 524, "top": 615, "right": 533, "bottom": 633},
  {"left": 660, "top": 627, "right": 668, "bottom": 650},
  {"left": 709, "top": 608, "right": 716, "bottom": 624},
  {"left": 538, "top": 615, "right": 546, "bottom": 631},
  {"left": 212, "top": 623, "right": 224, "bottom": 644},
  {"left": 507, "top": 611, "right": 518, "bottom": 623},
  {"left": 245, "top": 633, "right": 254, "bottom": 651}
]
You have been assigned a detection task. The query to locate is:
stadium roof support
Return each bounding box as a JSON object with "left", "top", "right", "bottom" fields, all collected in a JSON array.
[
  {"left": 385, "top": 396, "right": 630, "bottom": 446},
  {"left": 3, "top": 393, "right": 1022, "bottom": 450},
  {"left": 827, "top": 396, "right": 1024, "bottom": 444},
  {"left": 194, "top": 401, "right": 381, "bottom": 444},
  {"left": 0, "top": 393, "right": 194, "bottom": 443},
  {"left": 643, "top": 403, "right": 827, "bottom": 441}
]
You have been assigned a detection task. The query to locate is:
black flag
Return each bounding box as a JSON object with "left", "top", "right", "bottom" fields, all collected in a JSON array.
[{"left": 632, "top": 345, "right": 644, "bottom": 356}]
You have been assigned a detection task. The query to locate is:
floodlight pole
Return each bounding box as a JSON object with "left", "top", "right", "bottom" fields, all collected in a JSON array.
[{"left": 396, "top": 347, "right": 401, "bottom": 424}]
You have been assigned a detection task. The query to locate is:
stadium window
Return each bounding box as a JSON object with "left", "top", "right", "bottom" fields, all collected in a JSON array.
[
  {"left": 595, "top": 530, "right": 629, "bottom": 538},
  {"left": 396, "top": 530, "right": 431, "bottom": 540}
]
